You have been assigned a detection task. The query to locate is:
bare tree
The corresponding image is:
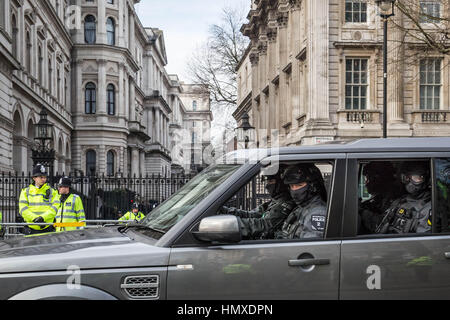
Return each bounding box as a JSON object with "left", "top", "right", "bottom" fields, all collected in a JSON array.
[
  {"left": 187, "top": 5, "right": 249, "bottom": 107},
  {"left": 394, "top": 0, "right": 450, "bottom": 56}
]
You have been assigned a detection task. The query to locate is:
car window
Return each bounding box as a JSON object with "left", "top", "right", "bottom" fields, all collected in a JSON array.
[
  {"left": 219, "top": 161, "right": 334, "bottom": 241},
  {"left": 357, "top": 159, "right": 432, "bottom": 236},
  {"left": 434, "top": 158, "right": 450, "bottom": 233},
  {"left": 142, "top": 163, "right": 242, "bottom": 236}
]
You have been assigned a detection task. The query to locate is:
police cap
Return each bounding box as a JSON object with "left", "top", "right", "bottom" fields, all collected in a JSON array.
[
  {"left": 58, "top": 176, "right": 72, "bottom": 188},
  {"left": 32, "top": 164, "right": 47, "bottom": 177}
]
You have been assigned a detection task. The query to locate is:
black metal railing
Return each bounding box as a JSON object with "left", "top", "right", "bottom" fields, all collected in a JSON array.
[{"left": 0, "top": 172, "right": 194, "bottom": 224}]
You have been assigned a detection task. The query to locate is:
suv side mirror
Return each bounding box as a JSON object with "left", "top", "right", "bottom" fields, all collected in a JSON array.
[{"left": 192, "top": 215, "right": 242, "bottom": 243}]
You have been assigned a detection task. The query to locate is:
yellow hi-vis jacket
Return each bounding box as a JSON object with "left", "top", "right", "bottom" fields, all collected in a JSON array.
[
  {"left": 119, "top": 211, "right": 145, "bottom": 222},
  {"left": 19, "top": 184, "right": 59, "bottom": 231},
  {"left": 55, "top": 193, "right": 86, "bottom": 232}
]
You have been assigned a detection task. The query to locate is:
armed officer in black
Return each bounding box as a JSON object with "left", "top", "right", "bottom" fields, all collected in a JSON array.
[
  {"left": 359, "top": 162, "right": 404, "bottom": 234},
  {"left": 222, "top": 170, "right": 296, "bottom": 240},
  {"left": 376, "top": 162, "right": 432, "bottom": 234},
  {"left": 275, "top": 164, "right": 328, "bottom": 239}
]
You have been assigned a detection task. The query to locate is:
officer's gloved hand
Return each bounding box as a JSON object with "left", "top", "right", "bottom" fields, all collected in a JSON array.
[
  {"left": 219, "top": 206, "right": 231, "bottom": 215},
  {"left": 33, "top": 216, "right": 44, "bottom": 224}
]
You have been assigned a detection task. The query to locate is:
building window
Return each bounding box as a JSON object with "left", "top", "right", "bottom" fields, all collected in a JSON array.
[
  {"left": 193, "top": 100, "right": 197, "bottom": 111},
  {"left": 57, "top": 66, "right": 61, "bottom": 102},
  {"left": 84, "top": 15, "right": 96, "bottom": 44},
  {"left": 26, "top": 31, "right": 32, "bottom": 73},
  {"left": 107, "top": 84, "right": 115, "bottom": 115},
  {"left": 107, "top": 150, "right": 115, "bottom": 176},
  {"left": 420, "top": 58, "right": 441, "bottom": 110},
  {"left": 107, "top": 0, "right": 114, "bottom": 4},
  {"left": 86, "top": 150, "right": 96, "bottom": 175},
  {"left": 38, "top": 46, "right": 43, "bottom": 83},
  {"left": 192, "top": 132, "right": 196, "bottom": 143},
  {"left": 11, "top": 15, "right": 18, "bottom": 58},
  {"left": 345, "top": 58, "right": 368, "bottom": 110},
  {"left": 85, "top": 82, "right": 96, "bottom": 114},
  {"left": 345, "top": 0, "right": 367, "bottom": 23},
  {"left": 48, "top": 57, "right": 53, "bottom": 93},
  {"left": 106, "top": 17, "right": 115, "bottom": 45},
  {"left": 420, "top": 2, "right": 440, "bottom": 23}
]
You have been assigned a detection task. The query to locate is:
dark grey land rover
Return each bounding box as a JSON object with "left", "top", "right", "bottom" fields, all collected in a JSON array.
[{"left": 0, "top": 137, "right": 449, "bottom": 300}]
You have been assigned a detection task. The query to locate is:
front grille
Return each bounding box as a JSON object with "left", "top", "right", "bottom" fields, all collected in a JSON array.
[{"left": 121, "top": 275, "right": 159, "bottom": 299}]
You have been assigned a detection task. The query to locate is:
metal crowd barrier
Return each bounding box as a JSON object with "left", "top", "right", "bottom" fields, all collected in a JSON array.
[{"left": 0, "top": 220, "right": 139, "bottom": 239}]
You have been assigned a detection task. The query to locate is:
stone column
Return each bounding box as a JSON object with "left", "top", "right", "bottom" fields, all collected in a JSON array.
[
  {"left": 98, "top": 0, "right": 106, "bottom": 44},
  {"left": 118, "top": 0, "right": 125, "bottom": 47},
  {"left": 387, "top": 13, "right": 405, "bottom": 123},
  {"left": 97, "top": 59, "right": 107, "bottom": 114},
  {"left": 140, "top": 150, "right": 145, "bottom": 176},
  {"left": 131, "top": 147, "right": 139, "bottom": 177},
  {"left": 258, "top": 38, "right": 267, "bottom": 138},
  {"left": 277, "top": 9, "right": 289, "bottom": 129},
  {"left": 129, "top": 77, "right": 136, "bottom": 121},
  {"left": 129, "top": 11, "right": 135, "bottom": 56},
  {"left": 147, "top": 107, "right": 153, "bottom": 141},
  {"left": 307, "top": 0, "right": 329, "bottom": 121},
  {"left": 249, "top": 50, "right": 260, "bottom": 141},
  {"left": 118, "top": 63, "right": 124, "bottom": 117},
  {"left": 267, "top": 27, "right": 277, "bottom": 135},
  {"left": 290, "top": 1, "right": 301, "bottom": 127},
  {"left": 155, "top": 108, "right": 160, "bottom": 143},
  {"left": 75, "top": 60, "right": 83, "bottom": 113}
]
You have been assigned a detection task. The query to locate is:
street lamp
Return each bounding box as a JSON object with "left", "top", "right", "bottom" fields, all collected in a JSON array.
[
  {"left": 31, "top": 107, "right": 55, "bottom": 176},
  {"left": 376, "top": 0, "right": 396, "bottom": 138},
  {"left": 236, "top": 112, "right": 255, "bottom": 149}
]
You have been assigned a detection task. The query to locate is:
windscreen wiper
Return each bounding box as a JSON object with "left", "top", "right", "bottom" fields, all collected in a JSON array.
[{"left": 118, "top": 223, "right": 165, "bottom": 234}]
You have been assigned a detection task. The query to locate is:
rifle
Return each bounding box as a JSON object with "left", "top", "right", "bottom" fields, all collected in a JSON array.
[{"left": 375, "top": 207, "right": 397, "bottom": 234}]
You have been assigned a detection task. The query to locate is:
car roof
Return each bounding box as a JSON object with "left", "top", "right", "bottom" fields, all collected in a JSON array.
[
  {"left": 277, "top": 137, "right": 450, "bottom": 154},
  {"left": 221, "top": 137, "right": 450, "bottom": 163}
]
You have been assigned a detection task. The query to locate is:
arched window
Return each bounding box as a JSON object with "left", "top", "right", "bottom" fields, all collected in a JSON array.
[
  {"left": 192, "top": 100, "right": 197, "bottom": 111},
  {"left": 106, "top": 17, "right": 115, "bottom": 45},
  {"left": 86, "top": 150, "right": 96, "bottom": 175},
  {"left": 84, "top": 15, "right": 96, "bottom": 44},
  {"left": 85, "top": 82, "right": 96, "bottom": 114},
  {"left": 107, "top": 150, "right": 115, "bottom": 176},
  {"left": 107, "top": 84, "right": 115, "bottom": 115}
]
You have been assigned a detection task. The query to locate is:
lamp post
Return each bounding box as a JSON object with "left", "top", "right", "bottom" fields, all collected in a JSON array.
[
  {"left": 236, "top": 112, "right": 255, "bottom": 150},
  {"left": 376, "top": 0, "right": 396, "bottom": 138},
  {"left": 31, "top": 107, "right": 55, "bottom": 177}
]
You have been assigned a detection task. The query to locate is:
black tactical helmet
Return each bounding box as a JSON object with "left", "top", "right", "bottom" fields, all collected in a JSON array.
[
  {"left": 282, "top": 164, "right": 321, "bottom": 185},
  {"left": 57, "top": 176, "right": 72, "bottom": 188},
  {"left": 362, "top": 161, "right": 395, "bottom": 178},
  {"left": 401, "top": 161, "right": 429, "bottom": 175},
  {"left": 400, "top": 161, "right": 429, "bottom": 184},
  {"left": 32, "top": 164, "right": 47, "bottom": 177}
]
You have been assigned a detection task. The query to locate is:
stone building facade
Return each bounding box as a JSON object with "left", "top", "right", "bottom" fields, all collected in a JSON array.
[
  {"left": 236, "top": 0, "right": 450, "bottom": 147},
  {"left": 169, "top": 82, "right": 213, "bottom": 174},
  {"left": 0, "top": 0, "right": 212, "bottom": 176}
]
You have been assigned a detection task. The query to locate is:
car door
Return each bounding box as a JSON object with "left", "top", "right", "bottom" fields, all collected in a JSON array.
[
  {"left": 166, "top": 155, "right": 346, "bottom": 299},
  {"left": 340, "top": 153, "right": 450, "bottom": 299}
]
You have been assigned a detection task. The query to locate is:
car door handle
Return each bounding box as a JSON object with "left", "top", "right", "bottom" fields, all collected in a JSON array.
[
  {"left": 445, "top": 252, "right": 450, "bottom": 259},
  {"left": 288, "top": 258, "right": 330, "bottom": 267}
]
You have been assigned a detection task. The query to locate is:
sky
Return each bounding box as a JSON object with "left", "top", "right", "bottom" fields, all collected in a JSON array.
[{"left": 135, "top": 0, "right": 250, "bottom": 82}]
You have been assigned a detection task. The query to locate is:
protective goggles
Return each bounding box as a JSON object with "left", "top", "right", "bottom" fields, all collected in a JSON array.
[{"left": 401, "top": 173, "right": 425, "bottom": 185}]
